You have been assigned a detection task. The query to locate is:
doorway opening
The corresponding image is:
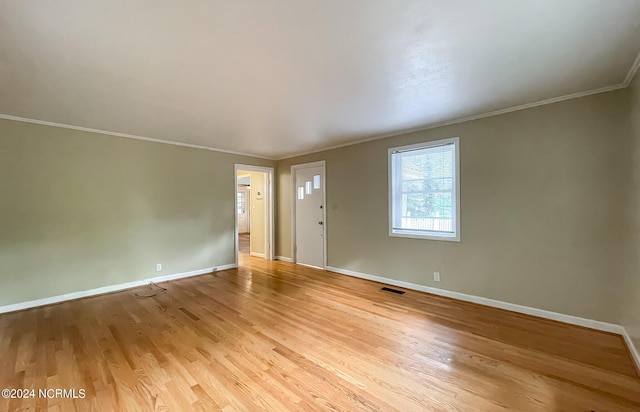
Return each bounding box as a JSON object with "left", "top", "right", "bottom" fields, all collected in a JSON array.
[
  {"left": 234, "top": 165, "right": 274, "bottom": 265},
  {"left": 237, "top": 174, "right": 251, "bottom": 254}
]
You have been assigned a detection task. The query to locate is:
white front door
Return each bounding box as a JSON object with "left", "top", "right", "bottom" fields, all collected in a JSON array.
[
  {"left": 237, "top": 187, "right": 250, "bottom": 233},
  {"left": 294, "top": 163, "right": 325, "bottom": 268}
]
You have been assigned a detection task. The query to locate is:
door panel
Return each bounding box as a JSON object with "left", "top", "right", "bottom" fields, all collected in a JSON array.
[{"left": 295, "top": 165, "right": 325, "bottom": 268}]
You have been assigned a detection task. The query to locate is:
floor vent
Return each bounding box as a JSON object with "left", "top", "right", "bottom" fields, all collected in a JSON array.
[{"left": 381, "top": 287, "right": 405, "bottom": 295}]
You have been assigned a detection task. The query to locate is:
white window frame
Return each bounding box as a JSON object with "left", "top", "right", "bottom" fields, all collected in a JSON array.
[{"left": 388, "top": 137, "right": 460, "bottom": 242}]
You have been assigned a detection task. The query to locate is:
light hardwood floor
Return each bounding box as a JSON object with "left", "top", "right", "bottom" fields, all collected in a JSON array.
[
  {"left": 1, "top": 255, "right": 639, "bottom": 411},
  {"left": 239, "top": 233, "right": 250, "bottom": 254}
]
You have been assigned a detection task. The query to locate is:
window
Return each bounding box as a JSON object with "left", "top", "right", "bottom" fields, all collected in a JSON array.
[
  {"left": 389, "top": 137, "right": 460, "bottom": 241},
  {"left": 237, "top": 191, "right": 246, "bottom": 214}
]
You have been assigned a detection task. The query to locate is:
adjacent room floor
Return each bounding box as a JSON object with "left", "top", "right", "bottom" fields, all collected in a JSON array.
[
  {"left": 238, "top": 233, "right": 250, "bottom": 255},
  {"left": 1, "top": 256, "right": 639, "bottom": 411}
]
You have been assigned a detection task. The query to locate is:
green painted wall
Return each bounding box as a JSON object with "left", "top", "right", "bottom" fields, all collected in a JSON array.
[
  {"left": 0, "top": 118, "right": 274, "bottom": 306},
  {"left": 276, "top": 89, "right": 630, "bottom": 323}
]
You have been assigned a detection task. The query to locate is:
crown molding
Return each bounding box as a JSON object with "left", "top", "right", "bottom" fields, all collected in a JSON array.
[
  {"left": 3, "top": 47, "right": 640, "bottom": 162},
  {"left": 278, "top": 49, "right": 640, "bottom": 160},
  {"left": 0, "top": 76, "right": 628, "bottom": 163},
  {"left": 276, "top": 82, "right": 628, "bottom": 160},
  {"left": 0, "top": 114, "right": 276, "bottom": 160},
  {"left": 624, "top": 50, "right": 640, "bottom": 86}
]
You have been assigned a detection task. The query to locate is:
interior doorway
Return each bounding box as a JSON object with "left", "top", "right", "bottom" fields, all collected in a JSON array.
[
  {"left": 237, "top": 174, "right": 251, "bottom": 254},
  {"left": 234, "top": 165, "right": 274, "bottom": 265}
]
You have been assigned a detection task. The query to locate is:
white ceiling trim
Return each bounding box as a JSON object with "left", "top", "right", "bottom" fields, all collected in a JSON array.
[
  {"left": 624, "top": 50, "right": 640, "bottom": 85},
  {"left": 279, "top": 47, "right": 640, "bottom": 159},
  {"left": 0, "top": 114, "right": 276, "bottom": 160},
  {"left": 1, "top": 46, "right": 639, "bottom": 162},
  {"left": 278, "top": 81, "right": 633, "bottom": 160}
]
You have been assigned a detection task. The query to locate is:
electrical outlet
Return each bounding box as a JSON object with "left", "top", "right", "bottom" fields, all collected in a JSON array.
[
  {"left": 433, "top": 272, "right": 440, "bottom": 282},
  {"left": 156, "top": 264, "right": 162, "bottom": 272}
]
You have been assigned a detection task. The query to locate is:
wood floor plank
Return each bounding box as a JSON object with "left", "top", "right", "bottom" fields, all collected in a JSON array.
[{"left": 0, "top": 253, "right": 639, "bottom": 411}]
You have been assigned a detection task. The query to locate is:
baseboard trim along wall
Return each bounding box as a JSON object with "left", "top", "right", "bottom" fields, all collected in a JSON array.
[
  {"left": 622, "top": 330, "right": 640, "bottom": 375},
  {"left": 326, "top": 265, "right": 622, "bottom": 333},
  {"left": 0, "top": 263, "right": 238, "bottom": 315},
  {"left": 326, "top": 265, "right": 640, "bottom": 371},
  {"left": 250, "top": 252, "right": 266, "bottom": 258},
  {"left": 2, "top": 261, "right": 638, "bottom": 372}
]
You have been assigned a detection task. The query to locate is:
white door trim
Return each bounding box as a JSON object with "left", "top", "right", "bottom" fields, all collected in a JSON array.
[
  {"left": 234, "top": 164, "right": 275, "bottom": 265},
  {"left": 291, "top": 161, "right": 327, "bottom": 269}
]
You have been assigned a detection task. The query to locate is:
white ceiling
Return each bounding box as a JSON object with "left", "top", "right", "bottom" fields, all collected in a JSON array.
[{"left": 1, "top": 1, "right": 639, "bottom": 159}]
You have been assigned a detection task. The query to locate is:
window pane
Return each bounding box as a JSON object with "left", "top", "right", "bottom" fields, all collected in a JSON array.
[
  {"left": 306, "top": 181, "right": 312, "bottom": 195},
  {"left": 428, "top": 178, "right": 453, "bottom": 191},
  {"left": 400, "top": 216, "right": 452, "bottom": 232},
  {"left": 402, "top": 192, "right": 452, "bottom": 217},
  {"left": 297, "top": 187, "right": 304, "bottom": 200},
  {"left": 390, "top": 139, "right": 458, "bottom": 239},
  {"left": 402, "top": 180, "right": 424, "bottom": 192},
  {"left": 237, "top": 192, "right": 245, "bottom": 213},
  {"left": 313, "top": 175, "right": 321, "bottom": 189}
]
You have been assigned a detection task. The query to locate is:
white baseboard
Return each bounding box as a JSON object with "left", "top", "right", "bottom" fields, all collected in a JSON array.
[
  {"left": 216, "top": 263, "right": 238, "bottom": 271},
  {"left": 622, "top": 329, "right": 640, "bottom": 374},
  {"left": 0, "top": 264, "right": 237, "bottom": 314},
  {"left": 326, "top": 266, "right": 624, "bottom": 335},
  {"left": 276, "top": 256, "right": 293, "bottom": 263},
  {"left": 250, "top": 252, "right": 265, "bottom": 258},
  {"left": 298, "top": 262, "right": 324, "bottom": 270}
]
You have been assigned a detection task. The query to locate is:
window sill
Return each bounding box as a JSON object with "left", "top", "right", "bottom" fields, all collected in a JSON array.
[{"left": 389, "top": 230, "right": 460, "bottom": 242}]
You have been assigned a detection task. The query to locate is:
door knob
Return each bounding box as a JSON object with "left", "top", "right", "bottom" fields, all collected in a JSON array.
[{"left": 318, "top": 221, "right": 323, "bottom": 225}]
